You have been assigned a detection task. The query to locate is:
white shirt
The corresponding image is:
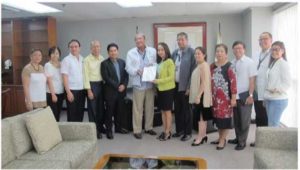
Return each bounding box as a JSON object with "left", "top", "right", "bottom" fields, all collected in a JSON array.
[
  {"left": 175, "top": 50, "right": 182, "bottom": 82},
  {"left": 264, "top": 58, "right": 291, "bottom": 100},
  {"left": 232, "top": 55, "right": 257, "bottom": 99},
  {"left": 45, "top": 62, "right": 64, "bottom": 94},
  {"left": 61, "top": 53, "right": 84, "bottom": 90},
  {"left": 30, "top": 73, "right": 47, "bottom": 102},
  {"left": 125, "top": 46, "right": 156, "bottom": 88},
  {"left": 253, "top": 49, "right": 271, "bottom": 100}
]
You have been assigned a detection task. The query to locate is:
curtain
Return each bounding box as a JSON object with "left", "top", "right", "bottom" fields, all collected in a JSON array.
[{"left": 272, "top": 4, "right": 298, "bottom": 127}]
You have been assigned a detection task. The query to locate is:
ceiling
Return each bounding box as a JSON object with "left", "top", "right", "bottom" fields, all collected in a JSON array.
[{"left": 2, "top": 2, "right": 276, "bottom": 22}]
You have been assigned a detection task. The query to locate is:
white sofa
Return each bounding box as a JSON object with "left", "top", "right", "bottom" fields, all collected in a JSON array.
[
  {"left": 254, "top": 127, "right": 298, "bottom": 169},
  {"left": 2, "top": 108, "right": 98, "bottom": 169}
]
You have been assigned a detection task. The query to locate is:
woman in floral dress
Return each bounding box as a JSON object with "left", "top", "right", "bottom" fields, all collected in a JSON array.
[{"left": 210, "top": 44, "right": 237, "bottom": 150}]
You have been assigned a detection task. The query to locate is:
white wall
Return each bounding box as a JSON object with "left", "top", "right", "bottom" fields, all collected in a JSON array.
[
  {"left": 251, "top": 7, "right": 273, "bottom": 57},
  {"left": 242, "top": 7, "right": 273, "bottom": 58},
  {"left": 57, "top": 14, "right": 243, "bottom": 64},
  {"left": 56, "top": 8, "right": 273, "bottom": 87},
  {"left": 242, "top": 8, "right": 252, "bottom": 57}
]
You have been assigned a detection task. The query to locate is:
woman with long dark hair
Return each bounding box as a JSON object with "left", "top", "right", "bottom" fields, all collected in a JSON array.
[
  {"left": 264, "top": 41, "right": 291, "bottom": 126},
  {"left": 153, "top": 42, "right": 175, "bottom": 141}
]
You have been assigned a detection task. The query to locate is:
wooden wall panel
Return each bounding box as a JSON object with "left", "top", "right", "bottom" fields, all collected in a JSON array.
[
  {"left": 2, "top": 17, "right": 57, "bottom": 117},
  {"left": 2, "top": 85, "right": 26, "bottom": 118}
]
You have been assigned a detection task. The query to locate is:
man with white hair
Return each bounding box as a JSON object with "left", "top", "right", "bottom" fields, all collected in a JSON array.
[
  {"left": 83, "top": 40, "right": 105, "bottom": 139},
  {"left": 126, "top": 33, "right": 157, "bottom": 139}
]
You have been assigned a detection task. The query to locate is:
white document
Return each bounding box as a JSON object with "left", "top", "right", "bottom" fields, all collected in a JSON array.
[{"left": 142, "top": 65, "right": 157, "bottom": 82}]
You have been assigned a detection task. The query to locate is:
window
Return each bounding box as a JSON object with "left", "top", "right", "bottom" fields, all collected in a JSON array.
[{"left": 272, "top": 4, "right": 298, "bottom": 127}]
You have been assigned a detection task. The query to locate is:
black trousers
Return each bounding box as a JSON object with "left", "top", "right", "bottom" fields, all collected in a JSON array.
[
  {"left": 233, "top": 100, "right": 253, "bottom": 145},
  {"left": 105, "top": 95, "right": 124, "bottom": 132},
  {"left": 46, "top": 93, "right": 64, "bottom": 121},
  {"left": 87, "top": 82, "right": 104, "bottom": 131},
  {"left": 254, "top": 100, "right": 268, "bottom": 126},
  {"left": 66, "top": 90, "right": 86, "bottom": 122},
  {"left": 174, "top": 83, "right": 192, "bottom": 135}
]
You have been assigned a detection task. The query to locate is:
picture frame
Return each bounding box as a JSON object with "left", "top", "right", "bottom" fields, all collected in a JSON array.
[{"left": 153, "top": 22, "right": 207, "bottom": 53}]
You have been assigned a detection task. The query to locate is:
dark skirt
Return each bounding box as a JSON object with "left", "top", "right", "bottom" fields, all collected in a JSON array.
[
  {"left": 157, "top": 88, "right": 174, "bottom": 111},
  {"left": 193, "top": 95, "right": 213, "bottom": 121},
  {"left": 213, "top": 117, "right": 233, "bottom": 129}
]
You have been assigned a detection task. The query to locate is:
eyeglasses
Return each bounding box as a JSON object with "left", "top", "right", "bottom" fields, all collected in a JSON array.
[
  {"left": 259, "top": 38, "right": 270, "bottom": 42},
  {"left": 271, "top": 48, "right": 281, "bottom": 52}
]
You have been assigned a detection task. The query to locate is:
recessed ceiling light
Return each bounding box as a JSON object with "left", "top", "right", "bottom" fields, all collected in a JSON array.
[
  {"left": 115, "top": 0, "right": 153, "bottom": 8},
  {"left": 2, "top": 0, "right": 61, "bottom": 14}
]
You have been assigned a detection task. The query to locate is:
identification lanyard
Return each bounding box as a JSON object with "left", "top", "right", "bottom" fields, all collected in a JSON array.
[
  {"left": 177, "top": 50, "right": 182, "bottom": 62},
  {"left": 138, "top": 49, "right": 146, "bottom": 60},
  {"left": 257, "top": 51, "right": 270, "bottom": 70}
]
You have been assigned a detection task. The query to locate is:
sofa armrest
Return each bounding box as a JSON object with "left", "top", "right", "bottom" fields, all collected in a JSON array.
[
  {"left": 58, "top": 122, "right": 97, "bottom": 141},
  {"left": 256, "top": 127, "right": 298, "bottom": 150}
]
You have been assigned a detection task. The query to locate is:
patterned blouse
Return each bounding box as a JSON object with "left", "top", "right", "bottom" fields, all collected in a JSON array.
[{"left": 210, "top": 62, "right": 237, "bottom": 119}]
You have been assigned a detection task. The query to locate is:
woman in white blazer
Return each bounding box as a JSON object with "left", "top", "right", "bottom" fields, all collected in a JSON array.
[{"left": 264, "top": 41, "right": 292, "bottom": 127}]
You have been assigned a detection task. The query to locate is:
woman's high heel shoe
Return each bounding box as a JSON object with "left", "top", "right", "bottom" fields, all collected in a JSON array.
[
  {"left": 191, "top": 136, "right": 208, "bottom": 146},
  {"left": 216, "top": 139, "right": 226, "bottom": 150},
  {"left": 160, "top": 132, "right": 171, "bottom": 141},
  {"left": 157, "top": 132, "right": 165, "bottom": 140}
]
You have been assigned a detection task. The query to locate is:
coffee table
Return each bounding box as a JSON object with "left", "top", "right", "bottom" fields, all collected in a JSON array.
[{"left": 94, "top": 153, "right": 207, "bottom": 169}]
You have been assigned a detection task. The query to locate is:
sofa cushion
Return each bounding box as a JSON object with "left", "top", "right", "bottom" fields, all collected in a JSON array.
[
  {"left": 3, "top": 159, "right": 70, "bottom": 169},
  {"left": 256, "top": 127, "right": 298, "bottom": 150},
  {"left": 25, "top": 107, "right": 62, "bottom": 154},
  {"left": 1, "top": 120, "right": 16, "bottom": 167},
  {"left": 19, "top": 140, "right": 96, "bottom": 169},
  {"left": 4, "top": 109, "right": 43, "bottom": 158},
  {"left": 254, "top": 148, "right": 298, "bottom": 169}
]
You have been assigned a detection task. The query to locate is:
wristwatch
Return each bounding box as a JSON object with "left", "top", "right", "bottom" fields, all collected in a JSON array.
[{"left": 249, "top": 93, "right": 253, "bottom": 97}]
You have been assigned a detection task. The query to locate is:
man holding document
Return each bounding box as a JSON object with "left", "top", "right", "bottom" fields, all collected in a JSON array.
[
  {"left": 142, "top": 65, "right": 157, "bottom": 82},
  {"left": 126, "top": 33, "right": 157, "bottom": 139}
]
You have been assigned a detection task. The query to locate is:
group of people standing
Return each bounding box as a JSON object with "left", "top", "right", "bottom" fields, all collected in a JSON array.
[
  {"left": 22, "top": 31, "right": 291, "bottom": 151},
  {"left": 22, "top": 40, "right": 129, "bottom": 140}
]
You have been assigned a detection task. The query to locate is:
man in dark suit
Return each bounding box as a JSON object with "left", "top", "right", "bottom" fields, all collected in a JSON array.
[{"left": 101, "top": 43, "right": 129, "bottom": 139}]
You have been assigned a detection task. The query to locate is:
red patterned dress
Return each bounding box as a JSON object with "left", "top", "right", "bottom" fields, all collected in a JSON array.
[{"left": 210, "top": 62, "right": 237, "bottom": 129}]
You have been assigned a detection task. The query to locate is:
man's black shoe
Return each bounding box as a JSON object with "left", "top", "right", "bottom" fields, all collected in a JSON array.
[
  {"left": 145, "top": 130, "right": 157, "bottom": 136},
  {"left": 134, "top": 133, "right": 142, "bottom": 139},
  {"left": 97, "top": 131, "right": 102, "bottom": 139},
  {"left": 235, "top": 144, "right": 246, "bottom": 150},
  {"left": 172, "top": 132, "right": 184, "bottom": 138},
  {"left": 106, "top": 131, "right": 114, "bottom": 140},
  {"left": 180, "top": 134, "right": 192, "bottom": 141},
  {"left": 228, "top": 138, "right": 238, "bottom": 144}
]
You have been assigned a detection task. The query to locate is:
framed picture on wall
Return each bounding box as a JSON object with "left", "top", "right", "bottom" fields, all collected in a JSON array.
[{"left": 153, "top": 22, "right": 207, "bottom": 53}]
